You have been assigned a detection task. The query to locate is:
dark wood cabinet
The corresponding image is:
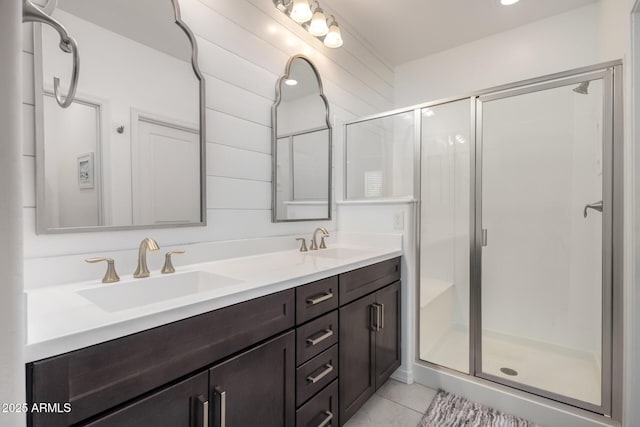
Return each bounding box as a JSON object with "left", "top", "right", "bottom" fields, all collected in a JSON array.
[
  {"left": 339, "top": 280, "right": 401, "bottom": 425},
  {"left": 374, "top": 281, "right": 401, "bottom": 388},
  {"left": 208, "top": 331, "right": 295, "bottom": 427},
  {"left": 27, "top": 289, "right": 294, "bottom": 426},
  {"left": 83, "top": 372, "right": 208, "bottom": 427}
]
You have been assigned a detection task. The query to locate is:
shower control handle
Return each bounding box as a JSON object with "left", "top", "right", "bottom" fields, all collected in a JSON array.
[{"left": 583, "top": 200, "right": 603, "bottom": 218}]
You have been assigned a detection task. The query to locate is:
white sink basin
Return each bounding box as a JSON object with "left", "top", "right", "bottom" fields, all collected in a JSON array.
[
  {"left": 313, "top": 248, "right": 372, "bottom": 259},
  {"left": 77, "top": 271, "right": 243, "bottom": 312}
]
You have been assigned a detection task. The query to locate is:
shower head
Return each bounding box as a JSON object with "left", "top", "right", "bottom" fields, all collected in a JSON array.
[{"left": 573, "top": 81, "right": 589, "bottom": 95}]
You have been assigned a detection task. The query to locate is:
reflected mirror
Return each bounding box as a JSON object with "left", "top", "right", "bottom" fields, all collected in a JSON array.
[
  {"left": 272, "top": 55, "right": 332, "bottom": 222},
  {"left": 34, "top": 0, "right": 205, "bottom": 232}
]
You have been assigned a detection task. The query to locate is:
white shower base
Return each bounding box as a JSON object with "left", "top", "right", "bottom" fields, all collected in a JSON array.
[{"left": 420, "top": 325, "right": 601, "bottom": 406}]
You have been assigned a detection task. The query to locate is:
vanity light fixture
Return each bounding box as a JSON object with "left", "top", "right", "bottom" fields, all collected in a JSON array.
[
  {"left": 500, "top": 0, "right": 520, "bottom": 5},
  {"left": 323, "top": 16, "right": 343, "bottom": 48},
  {"left": 272, "top": 0, "right": 343, "bottom": 48},
  {"left": 290, "top": 0, "right": 313, "bottom": 23},
  {"left": 308, "top": 6, "right": 329, "bottom": 36}
]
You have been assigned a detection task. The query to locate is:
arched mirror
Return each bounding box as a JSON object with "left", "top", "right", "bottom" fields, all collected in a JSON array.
[
  {"left": 272, "top": 55, "right": 332, "bottom": 222},
  {"left": 34, "top": 0, "right": 205, "bottom": 233}
]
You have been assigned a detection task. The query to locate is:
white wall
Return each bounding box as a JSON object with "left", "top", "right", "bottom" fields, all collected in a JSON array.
[
  {"left": 22, "top": 0, "right": 393, "bottom": 268},
  {"left": 0, "top": 0, "right": 25, "bottom": 424},
  {"left": 395, "top": 3, "right": 619, "bottom": 107}
]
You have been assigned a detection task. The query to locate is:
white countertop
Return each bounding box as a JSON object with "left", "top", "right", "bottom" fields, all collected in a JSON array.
[{"left": 26, "top": 241, "right": 402, "bottom": 362}]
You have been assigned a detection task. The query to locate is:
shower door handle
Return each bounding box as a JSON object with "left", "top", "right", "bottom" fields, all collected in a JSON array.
[{"left": 583, "top": 200, "right": 603, "bottom": 218}]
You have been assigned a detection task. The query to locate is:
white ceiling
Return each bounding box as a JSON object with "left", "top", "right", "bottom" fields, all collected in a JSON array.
[{"left": 321, "top": 0, "right": 599, "bottom": 66}]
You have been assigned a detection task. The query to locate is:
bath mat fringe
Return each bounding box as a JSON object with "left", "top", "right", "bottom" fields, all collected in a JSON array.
[{"left": 419, "top": 390, "right": 543, "bottom": 427}]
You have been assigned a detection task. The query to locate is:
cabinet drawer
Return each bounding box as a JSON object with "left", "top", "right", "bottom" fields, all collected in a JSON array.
[
  {"left": 296, "top": 276, "right": 339, "bottom": 325},
  {"left": 296, "top": 380, "right": 339, "bottom": 427},
  {"left": 296, "top": 311, "right": 338, "bottom": 365},
  {"left": 83, "top": 371, "right": 208, "bottom": 427},
  {"left": 339, "top": 257, "right": 400, "bottom": 305},
  {"left": 296, "top": 345, "right": 338, "bottom": 406},
  {"left": 28, "top": 289, "right": 295, "bottom": 426}
]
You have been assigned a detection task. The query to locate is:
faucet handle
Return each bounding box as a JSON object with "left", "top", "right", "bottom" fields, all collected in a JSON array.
[
  {"left": 162, "top": 249, "right": 185, "bottom": 274},
  {"left": 85, "top": 257, "right": 120, "bottom": 283},
  {"left": 320, "top": 234, "right": 329, "bottom": 249},
  {"left": 296, "top": 238, "right": 308, "bottom": 252}
]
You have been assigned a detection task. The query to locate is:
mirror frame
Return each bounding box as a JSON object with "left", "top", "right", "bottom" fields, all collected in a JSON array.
[
  {"left": 271, "top": 54, "right": 332, "bottom": 223},
  {"left": 33, "top": 0, "right": 206, "bottom": 233}
]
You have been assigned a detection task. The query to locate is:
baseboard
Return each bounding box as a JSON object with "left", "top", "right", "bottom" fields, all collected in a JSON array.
[
  {"left": 413, "top": 362, "right": 619, "bottom": 427},
  {"left": 391, "top": 366, "right": 414, "bottom": 384}
]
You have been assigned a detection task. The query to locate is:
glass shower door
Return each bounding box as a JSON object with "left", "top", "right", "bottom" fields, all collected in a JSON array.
[{"left": 476, "top": 73, "right": 612, "bottom": 412}]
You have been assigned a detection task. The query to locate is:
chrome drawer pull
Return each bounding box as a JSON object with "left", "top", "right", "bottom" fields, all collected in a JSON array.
[
  {"left": 306, "top": 328, "right": 334, "bottom": 346},
  {"left": 306, "top": 291, "right": 334, "bottom": 305},
  {"left": 317, "top": 410, "right": 333, "bottom": 427},
  {"left": 307, "top": 363, "right": 334, "bottom": 384}
]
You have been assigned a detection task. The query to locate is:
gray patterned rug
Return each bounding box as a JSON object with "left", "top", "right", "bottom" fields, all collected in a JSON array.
[{"left": 419, "top": 390, "right": 543, "bottom": 427}]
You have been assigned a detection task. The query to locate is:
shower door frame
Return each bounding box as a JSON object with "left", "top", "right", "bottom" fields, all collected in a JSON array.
[
  {"left": 471, "top": 67, "right": 619, "bottom": 416},
  {"left": 408, "top": 60, "right": 623, "bottom": 420}
]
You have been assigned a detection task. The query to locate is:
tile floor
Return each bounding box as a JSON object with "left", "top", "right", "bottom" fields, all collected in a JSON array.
[{"left": 344, "top": 380, "right": 438, "bottom": 427}]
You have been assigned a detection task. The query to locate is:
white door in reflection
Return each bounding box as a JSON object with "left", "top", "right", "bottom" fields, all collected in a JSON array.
[{"left": 478, "top": 77, "right": 606, "bottom": 407}]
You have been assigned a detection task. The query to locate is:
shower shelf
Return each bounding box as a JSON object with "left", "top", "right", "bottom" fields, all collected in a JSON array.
[{"left": 420, "top": 278, "right": 454, "bottom": 308}]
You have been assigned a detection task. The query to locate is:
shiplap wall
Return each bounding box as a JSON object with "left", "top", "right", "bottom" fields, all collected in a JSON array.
[{"left": 21, "top": 0, "right": 393, "bottom": 260}]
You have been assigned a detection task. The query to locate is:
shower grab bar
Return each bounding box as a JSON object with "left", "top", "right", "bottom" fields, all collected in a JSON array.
[
  {"left": 583, "top": 200, "right": 603, "bottom": 218},
  {"left": 23, "top": 0, "right": 80, "bottom": 108}
]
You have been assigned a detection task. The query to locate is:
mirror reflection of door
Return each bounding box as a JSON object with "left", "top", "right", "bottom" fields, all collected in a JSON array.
[
  {"left": 272, "top": 56, "right": 332, "bottom": 222},
  {"left": 131, "top": 113, "right": 200, "bottom": 225}
]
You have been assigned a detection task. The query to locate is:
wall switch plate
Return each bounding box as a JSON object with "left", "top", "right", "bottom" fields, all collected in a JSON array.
[{"left": 393, "top": 212, "right": 404, "bottom": 230}]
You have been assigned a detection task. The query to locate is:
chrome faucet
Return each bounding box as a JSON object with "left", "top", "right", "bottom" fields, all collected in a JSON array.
[
  {"left": 133, "top": 238, "right": 159, "bottom": 278},
  {"left": 310, "top": 227, "right": 329, "bottom": 251}
]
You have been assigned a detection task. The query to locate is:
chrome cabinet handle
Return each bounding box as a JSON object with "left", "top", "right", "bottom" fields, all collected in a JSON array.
[
  {"left": 306, "top": 329, "right": 333, "bottom": 346},
  {"left": 369, "top": 304, "right": 377, "bottom": 331},
  {"left": 193, "top": 395, "right": 209, "bottom": 427},
  {"left": 376, "top": 303, "right": 385, "bottom": 329},
  {"left": 370, "top": 304, "right": 383, "bottom": 331},
  {"left": 307, "top": 363, "right": 334, "bottom": 384},
  {"left": 317, "top": 410, "right": 334, "bottom": 427},
  {"left": 213, "top": 387, "right": 226, "bottom": 427},
  {"left": 306, "top": 291, "right": 334, "bottom": 305},
  {"left": 583, "top": 200, "right": 603, "bottom": 218}
]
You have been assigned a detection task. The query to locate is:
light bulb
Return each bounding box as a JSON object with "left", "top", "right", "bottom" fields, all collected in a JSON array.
[
  {"left": 500, "top": 0, "right": 520, "bottom": 5},
  {"left": 324, "top": 21, "right": 343, "bottom": 48},
  {"left": 284, "top": 79, "right": 298, "bottom": 86},
  {"left": 290, "top": 0, "right": 313, "bottom": 23},
  {"left": 308, "top": 8, "right": 329, "bottom": 36}
]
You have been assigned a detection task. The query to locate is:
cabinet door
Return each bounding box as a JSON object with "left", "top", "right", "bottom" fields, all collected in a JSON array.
[
  {"left": 375, "top": 281, "right": 401, "bottom": 389},
  {"left": 83, "top": 371, "right": 208, "bottom": 427},
  {"left": 208, "top": 331, "right": 295, "bottom": 427},
  {"left": 339, "top": 293, "right": 376, "bottom": 424}
]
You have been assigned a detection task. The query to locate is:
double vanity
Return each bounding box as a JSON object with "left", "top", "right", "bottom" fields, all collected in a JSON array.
[{"left": 26, "top": 236, "right": 402, "bottom": 427}]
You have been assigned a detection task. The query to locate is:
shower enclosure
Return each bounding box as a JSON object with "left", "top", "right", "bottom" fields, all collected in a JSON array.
[{"left": 345, "top": 62, "right": 622, "bottom": 417}]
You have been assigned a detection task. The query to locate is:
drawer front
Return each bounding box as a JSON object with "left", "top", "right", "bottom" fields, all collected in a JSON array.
[
  {"left": 296, "top": 276, "right": 339, "bottom": 325},
  {"left": 28, "top": 289, "right": 295, "bottom": 426},
  {"left": 296, "top": 344, "right": 339, "bottom": 406},
  {"left": 296, "top": 380, "right": 339, "bottom": 427},
  {"left": 339, "top": 257, "right": 400, "bottom": 305},
  {"left": 296, "top": 311, "right": 338, "bottom": 365},
  {"left": 83, "top": 371, "right": 208, "bottom": 427}
]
